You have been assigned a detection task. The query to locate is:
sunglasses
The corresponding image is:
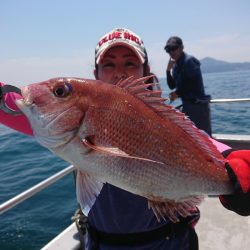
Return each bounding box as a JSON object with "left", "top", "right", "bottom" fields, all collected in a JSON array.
[{"left": 165, "top": 46, "right": 179, "bottom": 53}]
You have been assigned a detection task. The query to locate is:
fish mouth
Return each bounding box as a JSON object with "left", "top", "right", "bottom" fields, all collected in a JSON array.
[
  {"left": 15, "top": 86, "right": 34, "bottom": 111},
  {"left": 21, "top": 86, "right": 34, "bottom": 105}
]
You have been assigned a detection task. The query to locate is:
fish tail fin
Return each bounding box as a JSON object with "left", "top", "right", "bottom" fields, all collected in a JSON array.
[{"left": 76, "top": 170, "right": 103, "bottom": 215}]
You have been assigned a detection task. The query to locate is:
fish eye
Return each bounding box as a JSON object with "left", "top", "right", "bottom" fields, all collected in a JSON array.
[{"left": 53, "top": 83, "right": 72, "bottom": 98}]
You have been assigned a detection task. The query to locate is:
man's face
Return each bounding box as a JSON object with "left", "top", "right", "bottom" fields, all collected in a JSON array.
[
  {"left": 95, "top": 46, "right": 144, "bottom": 84},
  {"left": 168, "top": 46, "right": 183, "bottom": 61}
]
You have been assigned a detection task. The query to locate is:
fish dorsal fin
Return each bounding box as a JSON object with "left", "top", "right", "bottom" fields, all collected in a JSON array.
[{"left": 117, "top": 76, "right": 226, "bottom": 167}]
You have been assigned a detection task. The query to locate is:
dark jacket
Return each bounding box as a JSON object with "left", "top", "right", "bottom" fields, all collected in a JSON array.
[
  {"left": 167, "top": 52, "right": 209, "bottom": 102},
  {"left": 87, "top": 184, "right": 199, "bottom": 249}
]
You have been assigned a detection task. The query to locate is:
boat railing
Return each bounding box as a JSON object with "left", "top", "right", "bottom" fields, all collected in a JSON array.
[
  {"left": 0, "top": 97, "right": 250, "bottom": 249},
  {"left": 0, "top": 165, "right": 76, "bottom": 215},
  {"left": 210, "top": 98, "right": 250, "bottom": 103},
  {"left": 0, "top": 164, "right": 80, "bottom": 250}
]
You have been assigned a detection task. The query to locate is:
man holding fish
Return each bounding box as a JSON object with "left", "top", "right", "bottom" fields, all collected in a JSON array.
[{"left": 0, "top": 28, "right": 250, "bottom": 250}]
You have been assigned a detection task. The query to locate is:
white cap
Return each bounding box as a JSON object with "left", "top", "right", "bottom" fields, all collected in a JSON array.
[{"left": 95, "top": 28, "right": 148, "bottom": 64}]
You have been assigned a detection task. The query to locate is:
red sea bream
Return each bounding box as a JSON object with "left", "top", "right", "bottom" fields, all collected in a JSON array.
[{"left": 16, "top": 77, "right": 233, "bottom": 221}]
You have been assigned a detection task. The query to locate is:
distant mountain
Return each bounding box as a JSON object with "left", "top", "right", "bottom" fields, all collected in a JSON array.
[{"left": 200, "top": 57, "right": 250, "bottom": 73}]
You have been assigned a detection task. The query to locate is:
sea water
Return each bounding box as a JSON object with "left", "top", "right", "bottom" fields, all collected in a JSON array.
[{"left": 0, "top": 70, "right": 250, "bottom": 250}]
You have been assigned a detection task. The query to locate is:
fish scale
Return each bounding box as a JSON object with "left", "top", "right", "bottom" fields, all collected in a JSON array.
[{"left": 81, "top": 94, "right": 230, "bottom": 197}]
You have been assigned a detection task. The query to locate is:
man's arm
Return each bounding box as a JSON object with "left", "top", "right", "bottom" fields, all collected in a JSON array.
[
  {"left": 166, "top": 58, "right": 176, "bottom": 90},
  {"left": 219, "top": 149, "right": 250, "bottom": 216},
  {"left": 210, "top": 138, "right": 250, "bottom": 215},
  {"left": 166, "top": 70, "right": 176, "bottom": 90}
]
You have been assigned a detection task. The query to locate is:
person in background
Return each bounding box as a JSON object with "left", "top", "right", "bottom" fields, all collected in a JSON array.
[
  {"left": 0, "top": 28, "right": 250, "bottom": 250},
  {"left": 164, "top": 36, "right": 212, "bottom": 136}
]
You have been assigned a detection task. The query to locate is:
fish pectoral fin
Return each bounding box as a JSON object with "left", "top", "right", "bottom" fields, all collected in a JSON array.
[
  {"left": 82, "top": 138, "right": 164, "bottom": 164},
  {"left": 82, "top": 137, "right": 129, "bottom": 156},
  {"left": 76, "top": 169, "right": 103, "bottom": 215}
]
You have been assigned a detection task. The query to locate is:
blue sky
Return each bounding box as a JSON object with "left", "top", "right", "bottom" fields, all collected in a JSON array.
[{"left": 1, "top": 0, "right": 250, "bottom": 86}]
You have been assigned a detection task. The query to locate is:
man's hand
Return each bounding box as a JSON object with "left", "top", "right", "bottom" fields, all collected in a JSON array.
[
  {"left": 169, "top": 91, "right": 178, "bottom": 102},
  {"left": 220, "top": 150, "right": 250, "bottom": 216},
  {"left": 167, "top": 58, "right": 175, "bottom": 71}
]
